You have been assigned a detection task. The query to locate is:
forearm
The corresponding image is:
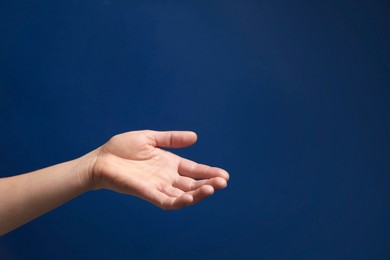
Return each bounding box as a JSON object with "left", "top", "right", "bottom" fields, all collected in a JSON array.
[{"left": 0, "top": 151, "right": 97, "bottom": 235}]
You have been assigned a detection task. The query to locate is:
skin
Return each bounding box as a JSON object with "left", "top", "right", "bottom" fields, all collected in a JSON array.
[{"left": 0, "top": 130, "right": 229, "bottom": 235}]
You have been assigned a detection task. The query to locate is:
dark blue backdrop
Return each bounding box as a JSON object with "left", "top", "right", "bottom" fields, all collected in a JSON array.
[{"left": 1, "top": 0, "right": 389, "bottom": 259}]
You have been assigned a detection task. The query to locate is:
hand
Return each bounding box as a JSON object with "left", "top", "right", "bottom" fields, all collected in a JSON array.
[{"left": 89, "top": 130, "right": 229, "bottom": 210}]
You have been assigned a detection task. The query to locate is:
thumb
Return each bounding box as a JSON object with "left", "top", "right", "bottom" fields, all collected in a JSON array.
[{"left": 147, "top": 130, "right": 198, "bottom": 148}]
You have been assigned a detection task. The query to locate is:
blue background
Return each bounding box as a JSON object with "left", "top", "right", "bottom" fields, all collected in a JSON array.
[{"left": 1, "top": 0, "right": 389, "bottom": 259}]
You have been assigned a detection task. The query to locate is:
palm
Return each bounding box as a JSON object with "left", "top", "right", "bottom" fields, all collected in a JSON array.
[{"left": 91, "top": 130, "right": 229, "bottom": 210}]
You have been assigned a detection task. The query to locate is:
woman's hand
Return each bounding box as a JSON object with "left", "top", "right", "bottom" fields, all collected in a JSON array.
[
  {"left": 0, "top": 130, "right": 229, "bottom": 235},
  {"left": 88, "top": 130, "right": 229, "bottom": 210}
]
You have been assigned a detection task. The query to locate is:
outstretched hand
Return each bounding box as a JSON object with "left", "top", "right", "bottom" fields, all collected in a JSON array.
[
  {"left": 89, "top": 130, "right": 229, "bottom": 210},
  {"left": 0, "top": 129, "right": 229, "bottom": 235}
]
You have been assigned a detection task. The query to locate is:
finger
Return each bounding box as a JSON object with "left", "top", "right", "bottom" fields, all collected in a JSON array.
[
  {"left": 145, "top": 130, "right": 197, "bottom": 148},
  {"left": 149, "top": 186, "right": 214, "bottom": 210},
  {"left": 162, "top": 193, "right": 194, "bottom": 210},
  {"left": 160, "top": 185, "right": 185, "bottom": 197},
  {"left": 172, "top": 193, "right": 194, "bottom": 209},
  {"left": 173, "top": 176, "right": 228, "bottom": 192},
  {"left": 178, "top": 158, "right": 230, "bottom": 180},
  {"left": 186, "top": 185, "right": 214, "bottom": 205},
  {"left": 147, "top": 190, "right": 193, "bottom": 210}
]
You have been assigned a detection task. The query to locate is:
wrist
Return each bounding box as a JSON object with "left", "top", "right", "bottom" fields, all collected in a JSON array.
[{"left": 74, "top": 149, "right": 100, "bottom": 191}]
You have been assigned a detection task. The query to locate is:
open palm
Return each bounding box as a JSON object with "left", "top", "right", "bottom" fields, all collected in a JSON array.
[{"left": 90, "top": 130, "right": 229, "bottom": 210}]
